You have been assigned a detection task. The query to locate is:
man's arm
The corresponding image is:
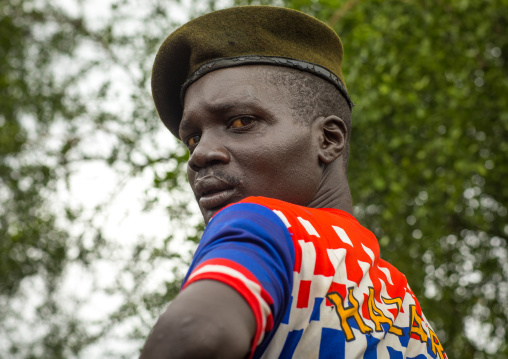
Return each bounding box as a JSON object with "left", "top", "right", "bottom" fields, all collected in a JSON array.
[{"left": 140, "top": 280, "right": 256, "bottom": 359}]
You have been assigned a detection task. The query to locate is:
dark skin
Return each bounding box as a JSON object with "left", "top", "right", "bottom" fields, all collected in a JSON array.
[{"left": 140, "top": 66, "right": 352, "bottom": 359}]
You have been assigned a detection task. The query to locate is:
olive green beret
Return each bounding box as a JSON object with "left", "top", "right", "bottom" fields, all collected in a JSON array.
[{"left": 152, "top": 6, "right": 352, "bottom": 138}]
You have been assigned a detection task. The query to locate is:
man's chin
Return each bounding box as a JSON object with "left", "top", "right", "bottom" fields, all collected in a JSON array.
[
  {"left": 201, "top": 209, "right": 215, "bottom": 225},
  {"left": 200, "top": 198, "right": 243, "bottom": 225}
]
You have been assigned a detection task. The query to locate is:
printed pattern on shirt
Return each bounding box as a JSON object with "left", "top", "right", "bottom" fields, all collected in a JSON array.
[{"left": 181, "top": 197, "right": 446, "bottom": 359}]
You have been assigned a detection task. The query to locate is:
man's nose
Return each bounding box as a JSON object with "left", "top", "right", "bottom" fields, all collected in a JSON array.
[{"left": 187, "top": 133, "right": 230, "bottom": 172}]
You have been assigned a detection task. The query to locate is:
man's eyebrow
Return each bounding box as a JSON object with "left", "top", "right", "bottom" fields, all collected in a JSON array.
[
  {"left": 181, "top": 99, "right": 259, "bottom": 132},
  {"left": 207, "top": 100, "right": 251, "bottom": 113},
  {"left": 179, "top": 118, "right": 192, "bottom": 135},
  {"left": 180, "top": 96, "right": 267, "bottom": 135}
]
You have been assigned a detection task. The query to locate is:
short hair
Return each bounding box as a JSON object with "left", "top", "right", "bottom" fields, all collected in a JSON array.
[{"left": 260, "top": 66, "right": 352, "bottom": 171}]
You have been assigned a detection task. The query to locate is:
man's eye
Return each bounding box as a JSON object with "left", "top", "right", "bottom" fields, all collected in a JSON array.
[
  {"left": 230, "top": 117, "right": 255, "bottom": 128},
  {"left": 186, "top": 135, "right": 200, "bottom": 147}
]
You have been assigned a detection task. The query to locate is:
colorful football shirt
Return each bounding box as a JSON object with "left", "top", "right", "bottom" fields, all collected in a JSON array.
[{"left": 182, "top": 197, "right": 446, "bottom": 359}]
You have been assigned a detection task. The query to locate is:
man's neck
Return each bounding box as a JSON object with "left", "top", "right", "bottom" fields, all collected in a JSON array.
[{"left": 306, "top": 161, "right": 353, "bottom": 215}]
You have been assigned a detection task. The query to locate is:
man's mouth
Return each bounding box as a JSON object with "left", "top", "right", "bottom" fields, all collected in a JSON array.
[
  {"left": 195, "top": 178, "right": 236, "bottom": 210},
  {"left": 199, "top": 188, "right": 236, "bottom": 210}
]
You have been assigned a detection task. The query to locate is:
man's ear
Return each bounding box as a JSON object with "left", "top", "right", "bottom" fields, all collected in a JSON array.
[{"left": 314, "top": 115, "right": 347, "bottom": 165}]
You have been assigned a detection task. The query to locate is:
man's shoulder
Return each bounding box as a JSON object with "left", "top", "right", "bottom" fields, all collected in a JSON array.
[
  {"left": 213, "top": 196, "right": 364, "bottom": 239},
  {"left": 235, "top": 196, "right": 297, "bottom": 210},
  {"left": 235, "top": 196, "right": 359, "bottom": 227},
  {"left": 207, "top": 197, "right": 294, "bottom": 232}
]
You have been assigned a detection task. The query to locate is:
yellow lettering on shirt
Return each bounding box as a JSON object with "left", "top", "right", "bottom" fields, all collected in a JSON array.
[
  {"left": 429, "top": 327, "right": 446, "bottom": 359},
  {"left": 367, "top": 288, "right": 403, "bottom": 336},
  {"left": 410, "top": 304, "right": 428, "bottom": 343},
  {"left": 327, "top": 288, "right": 372, "bottom": 341},
  {"left": 382, "top": 296, "right": 402, "bottom": 311}
]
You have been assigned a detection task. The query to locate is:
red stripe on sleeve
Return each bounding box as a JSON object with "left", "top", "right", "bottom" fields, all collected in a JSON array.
[{"left": 182, "top": 259, "right": 274, "bottom": 359}]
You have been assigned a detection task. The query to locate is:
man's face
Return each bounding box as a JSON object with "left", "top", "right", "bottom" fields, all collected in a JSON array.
[{"left": 180, "top": 66, "right": 323, "bottom": 223}]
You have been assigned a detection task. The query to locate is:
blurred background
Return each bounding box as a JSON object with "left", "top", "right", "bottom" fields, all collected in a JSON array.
[{"left": 0, "top": 0, "right": 506, "bottom": 357}]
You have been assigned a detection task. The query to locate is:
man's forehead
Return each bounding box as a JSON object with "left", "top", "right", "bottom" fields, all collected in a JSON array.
[
  {"left": 183, "top": 66, "right": 272, "bottom": 103},
  {"left": 180, "top": 67, "right": 283, "bottom": 128}
]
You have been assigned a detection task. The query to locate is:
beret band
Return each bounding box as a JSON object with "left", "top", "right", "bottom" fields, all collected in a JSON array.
[{"left": 181, "top": 55, "right": 353, "bottom": 110}]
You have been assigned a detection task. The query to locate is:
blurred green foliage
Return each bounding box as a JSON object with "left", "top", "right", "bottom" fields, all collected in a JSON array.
[
  {"left": 1, "top": 0, "right": 507, "bottom": 358},
  {"left": 1, "top": 0, "right": 192, "bottom": 357},
  {"left": 0, "top": 0, "right": 67, "bottom": 296}
]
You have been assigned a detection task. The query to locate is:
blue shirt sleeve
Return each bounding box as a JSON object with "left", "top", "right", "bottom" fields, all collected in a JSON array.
[{"left": 182, "top": 201, "right": 295, "bottom": 354}]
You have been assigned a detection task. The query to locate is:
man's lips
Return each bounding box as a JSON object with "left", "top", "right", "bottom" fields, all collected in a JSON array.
[{"left": 194, "top": 177, "right": 236, "bottom": 210}]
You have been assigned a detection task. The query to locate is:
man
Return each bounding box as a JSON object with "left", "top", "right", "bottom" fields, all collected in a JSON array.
[{"left": 141, "top": 6, "right": 446, "bottom": 359}]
